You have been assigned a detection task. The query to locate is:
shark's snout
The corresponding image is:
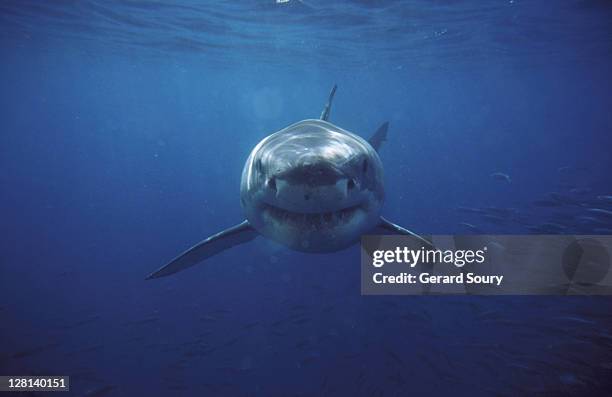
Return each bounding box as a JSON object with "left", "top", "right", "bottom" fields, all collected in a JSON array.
[
  {"left": 262, "top": 159, "right": 360, "bottom": 213},
  {"left": 278, "top": 162, "right": 344, "bottom": 186}
]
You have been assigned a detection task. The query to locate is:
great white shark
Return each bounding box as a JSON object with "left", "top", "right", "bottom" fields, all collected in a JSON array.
[{"left": 147, "top": 85, "right": 431, "bottom": 279}]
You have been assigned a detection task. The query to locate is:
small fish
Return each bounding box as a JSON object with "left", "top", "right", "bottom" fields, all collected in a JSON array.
[
  {"left": 597, "top": 195, "right": 612, "bottom": 203},
  {"left": 124, "top": 335, "right": 146, "bottom": 343},
  {"left": 168, "top": 360, "right": 188, "bottom": 369},
  {"left": 223, "top": 337, "right": 240, "bottom": 347},
  {"left": 459, "top": 222, "right": 482, "bottom": 232},
  {"left": 533, "top": 199, "right": 561, "bottom": 207},
  {"left": 490, "top": 172, "right": 511, "bottom": 183},
  {"left": 184, "top": 347, "right": 215, "bottom": 358},
  {"left": 485, "top": 207, "right": 516, "bottom": 216},
  {"left": 548, "top": 192, "right": 579, "bottom": 205},
  {"left": 553, "top": 316, "right": 596, "bottom": 325},
  {"left": 475, "top": 310, "right": 503, "bottom": 321},
  {"left": 309, "top": 284, "right": 326, "bottom": 293},
  {"left": 82, "top": 385, "right": 116, "bottom": 397},
  {"left": 292, "top": 317, "right": 311, "bottom": 325},
  {"left": 242, "top": 321, "right": 260, "bottom": 330},
  {"left": 355, "top": 370, "right": 366, "bottom": 387},
  {"left": 299, "top": 356, "right": 318, "bottom": 367},
  {"left": 487, "top": 241, "right": 506, "bottom": 251},
  {"left": 525, "top": 225, "right": 543, "bottom": 232},
  {"left": 387, "top": 371, "right": 407, "bottom": 386},
  {"left": 385, "top": 349, "right": 405, "bottom": 366},
  {"left": 482, "top": 214, "right": 506, "bottom": 224},
  {"left": 557, "top": 182, "right": 577, "bottom": 190},
  {"left": 12, "top": 343, "right": 60, "bottom": 359},
  {"left": 570, "top": 187, "right": 591, "bottom": 195},
  {"left": 295, "top": 340, "right": 309, "bottom": 349},
  {"left": 576, "top": 215, "right": 601, "bottom": 224},
  {"left": 166, "top": 384, "right": 188, "bottom": 391},
  {"left": 558, "top": 165, "right": 574, "bottom": 173},
  {"left": 587, "top": 208, "right": 612, "bottom": 218},
  {"left": 539, "top": 222, "right": 566, "bottom": 231},
  {"left": 286, "top": 312, "right": 308, "bottom": 321},
  {"left": 559, "top": 373, "right": 584, "bottom": 386},
  {"left": 506, "top": 361, "right": 531, "bottom": 371},
  {"left": 65, "top": 345, "right": 104, "bottom": 357},
  {"left": 594, "top": 228, "right": 612, "bottom": 234},
  {"left": 527, "top": 225, "right": 562, "bottom": 234},
  {"left": 64, "top": 315, "right": 101, "bottom": 329},
  {"left": 70, "top": 370, "right": 104, "bottom": 383},
  {"left": 321, "top": 375, "right": 330, "bottom": 391},
  {"left": 125, "top": 316, "right": 158, "bottom": 326},
  {"left": 456, "top": 206, "right": 484, "bottom": 214}
]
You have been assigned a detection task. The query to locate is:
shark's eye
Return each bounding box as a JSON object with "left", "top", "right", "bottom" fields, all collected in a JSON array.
[
  {"left": 267, "top": 177, "right": 277, "bottom": 191},
  {"left": 347, "top": 178, "right": 356, "bottom": 190},
  {"left": 362, "top": 159, "right": 368, "bottom": 174}
]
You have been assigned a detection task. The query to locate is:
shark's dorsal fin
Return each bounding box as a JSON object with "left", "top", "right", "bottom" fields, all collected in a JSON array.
[
  {"left": 368, "top": 122, "right": 389, "bottom": 152},
  {"left": 320, "top": 84, "right": 337, "bottom": 121}
]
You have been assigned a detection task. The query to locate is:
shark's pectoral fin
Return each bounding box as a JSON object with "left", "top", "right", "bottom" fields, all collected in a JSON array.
[
  {"left": 146, "top": 220, "right": 258, "bottom": 280},
  {"left": 367, "top": 122, "right": 389, "bottom": 152},
  {"left": 373, "top": 216, "right": 434, "bottom": 249}
]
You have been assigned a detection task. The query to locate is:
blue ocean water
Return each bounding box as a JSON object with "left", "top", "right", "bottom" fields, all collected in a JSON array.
[{"left": 1, "top": 1, "right": 612, "bottom": 396}]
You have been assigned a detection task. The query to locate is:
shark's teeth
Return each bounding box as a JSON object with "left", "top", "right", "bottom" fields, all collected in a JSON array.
[{"left": 265, "top": 204, "right": 359, "bottom": 229}]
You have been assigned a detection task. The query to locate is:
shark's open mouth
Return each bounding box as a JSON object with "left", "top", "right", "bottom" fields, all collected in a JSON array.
[{"left": 263, "top": 203, "right": 361, "bottom": 229}]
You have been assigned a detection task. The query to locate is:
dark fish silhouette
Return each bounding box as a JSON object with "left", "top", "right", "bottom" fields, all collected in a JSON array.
[
  {"left": 63, "top": 315, "right": 101, "bottom": 329},
  {"left": 11, "top": 343, "right": 60, "bottom": 359},
  {"left": 548, "top": 192, "right": 579, "bottom": 205},
  {"left": 485, "top": 207, "right": 517, "bottom": 216},
  {"left": 385, "top": 349, "right": 405, "bottom": 366},
  {"left": 65, "top": 344, "right": 104, "bottom": 357},
  {"left": 81, "top": 385, "right": 116, "bottom": 397},
  {"left": 124, "top": 316, "right": 159, "bottom": 326},
  {"left": 242, "top": 321, "right": 261, "bottom": 330}
]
